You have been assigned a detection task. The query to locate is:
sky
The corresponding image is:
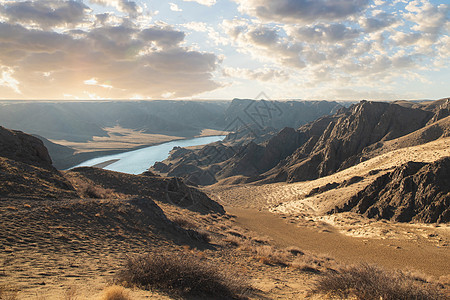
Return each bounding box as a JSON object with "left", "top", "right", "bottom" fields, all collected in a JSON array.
[{"left": 0, "top": 0, "right": 449, "bottom": 101}]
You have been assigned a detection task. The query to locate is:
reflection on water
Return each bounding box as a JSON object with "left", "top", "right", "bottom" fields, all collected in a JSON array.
[{"left": 71, "top": 135, "right": 225, "bottom": 175}]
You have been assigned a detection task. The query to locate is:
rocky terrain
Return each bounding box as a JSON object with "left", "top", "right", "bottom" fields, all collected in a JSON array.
[
  {"left": 152, "top": 99, "right": 448, "bottom": 186},
  {"left": 331, "top": 157, "right": 450, "bottom": 223},
  {"left": 0, "top": 126, "right": 53, "bottom": 169}
]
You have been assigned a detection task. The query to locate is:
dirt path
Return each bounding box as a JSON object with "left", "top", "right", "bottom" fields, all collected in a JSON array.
[{"left": 226, "top": 207, "right": 450, "bottom": 279}]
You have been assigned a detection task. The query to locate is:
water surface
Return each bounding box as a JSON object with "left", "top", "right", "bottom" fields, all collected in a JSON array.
[{"left": 71, "top": 135, "right": 225, "bottom": 174}]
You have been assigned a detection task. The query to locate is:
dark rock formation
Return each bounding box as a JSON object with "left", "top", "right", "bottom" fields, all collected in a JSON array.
[
  {"left": 0, "top": 126, "right": 53, "bottom": 169},
  {"left": 272, "top": 101, "right": 434, "bottom": 182},
  {"left": 330, "top": 157, "right": 450, "bottom": 223}
]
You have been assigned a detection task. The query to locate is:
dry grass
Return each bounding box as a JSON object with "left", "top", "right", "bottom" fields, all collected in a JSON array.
[
  {"left": 68, "top": 176, "right": 118, "bottom": 199},
  {"left": 311, "top": 263, "right": 444, "bottom": 300},
  {"left": 100, "top": 286, "right": 131, "bottom": 300},
  {"left": 116, "top": 252, "right": 250, "bottom": 299},
  {"left": 185, "top": 228, "right": 211, "bottom": 243},
  {"left": 172, "top": 216, "right": 199, "bottom": 229}
]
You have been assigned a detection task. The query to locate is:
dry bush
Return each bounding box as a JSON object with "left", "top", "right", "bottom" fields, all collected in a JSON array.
[
  {"left": 311, "top": 263, "right": 443, "bottom": 300},
  {"left": 69, "top": 176, "right": 117, "bottom": 199},
  {"left": 253, "top": 245, "right": 291, "bottom": 266},
  {"left": 101, "top": 286, "right": 131, "bottom": 300},
  {"left": 290, "top": 255, "right": 322, "bottom": 274},
  {"left": 223, "top": 234, "right": 244, "bottom": 247},
  {"left": 116, "top": 252, "right": 249, "bottom": 299},
  {"left": 172, "top": 216, "right": 199, "bottom": 229}
]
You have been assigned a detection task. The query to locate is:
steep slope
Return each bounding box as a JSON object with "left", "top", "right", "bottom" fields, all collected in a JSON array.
[
  {"left": 0, "top": 126, "right": 53, "bottom": 169},
  {"left": 330, "top": 157, "right": 450, "bottom": 223},
  {"left": 350, "top": 116, "right": 450, "bottom": 165},
  {"left": 270, "top": 100, "right": 434, "bottom": 182},
  {"left": 0, "top": 126, "right": 78, "bottom": 198}
]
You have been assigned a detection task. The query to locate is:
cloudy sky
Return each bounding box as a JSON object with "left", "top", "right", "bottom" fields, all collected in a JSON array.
[{"left": 0, "top": 0, "right": 448, "bottom": 100}]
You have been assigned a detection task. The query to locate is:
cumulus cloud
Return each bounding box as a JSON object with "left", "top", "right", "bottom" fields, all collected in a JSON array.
[
  {"left": 223, "top": 20, "right": 305, "bottom": 69},
  {"left": 0, "top": 0, "right": 89, "bottom": 28},
  {"left": 0, "top": 1, "right": 220, "bottom": 99},
  {"left": 220, "top": 0, "right": 450, "bottom": 97},
  {"left": 169, "top": 3, "right": 182, "bottom": 12},
  {"left": 359, "top": 12, "right": 398, "bottom": 33},
  {"left": 233, "top": 0, "right": 370, "bottom": 23}
]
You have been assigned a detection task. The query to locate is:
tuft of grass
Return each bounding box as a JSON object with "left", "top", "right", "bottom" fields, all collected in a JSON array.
[
  {"left": 311, "top": 263, "right": 443, "bottom": 300},
  {"left": 116, "top": 252, "right": 249, "bottom": 299},
  {"left": 101, "top": 286, "right": 131, "bottom": 300},
  {"left": 172, "top": 216, "right": 199, "bottom": 229},
  {"left": 68, "top": 176, "right": 117, "bottom": 199}
]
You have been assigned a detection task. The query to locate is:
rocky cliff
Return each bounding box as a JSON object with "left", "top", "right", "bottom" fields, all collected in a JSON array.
[
  {"left": 270, "top": 100, "right": 434, "bottom": 182},
  {"left": 330, "top": 157, "right": 450, "bottom": 223},
  {"left": 0, "top": 126, "right": 53, "bottom": 169}
]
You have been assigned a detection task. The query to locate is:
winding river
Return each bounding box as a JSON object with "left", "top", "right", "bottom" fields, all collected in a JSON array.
[{"left": 71, "top": 135, "right": 225, "bottom": 175}]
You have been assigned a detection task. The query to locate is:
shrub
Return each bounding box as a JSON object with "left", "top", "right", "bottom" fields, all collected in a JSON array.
[
  {"left": 116, "top": 252, "right": 249, "bottom": 299},
  {"left": 311, "top": 263, "right": 443, "bottom": 300},
  {"left": 101, "top": 286, "right": 131, "bottom": 300},
  {"left": 172, "top": 216, "right": 198, "bottom": 229}
]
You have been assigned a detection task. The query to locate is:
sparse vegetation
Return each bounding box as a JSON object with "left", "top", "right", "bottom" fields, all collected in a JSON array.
[
  {"left": 101, "top": 286, "right": 131, "bottom": 300},
  {"left": 185, "top": 228, "right": 211, "bottom": 243},
  {"left": 311, "top": 263, "right": 444, "bottom": 300},
  {"left": 116, "top": 252, "right": 250, "bottom": 299},
  {"left": 68, "top": 176, "right": 117, "bottom": 199},
  {"left": 172, "top": 216, "right": 199, "bottom": 229}
]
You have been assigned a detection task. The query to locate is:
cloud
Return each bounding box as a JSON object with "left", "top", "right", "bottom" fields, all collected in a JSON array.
[
  {"left": 233, "top": 0, "right": 370, "bottom": 23},
  {"left": 169, "top": 3, "right": 182, "bottom": 12},
  {"left": 139, "top": 26, "right": 186, "bottom": 48},
  {"left": 286, "top": 23, "right": 360, "bottom": 42},
  {"left": 0, "top": 1, "right": 89, "bottom": 28},
  {"left": 404, "top": 0, "right": 449, "bottom": 34},
  {"left": 89, "top": 0, "right": 141, "bottom": 16},
  {"left": 183, "top": 0, "right": 216, "bottom": 7},
  {"left": 359, "top": 12, "right": 398, "bottom": 33},
  {"left": 223, "top": 20, "right": 305, "bottom": 69},
  {"left": 0, "top": 3, "right": 220, "bottom": 99},
  {"left": 222, "top": 67, "right": 289, "bottom": 82}
]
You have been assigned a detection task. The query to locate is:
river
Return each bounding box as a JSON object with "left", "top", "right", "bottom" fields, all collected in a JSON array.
[{"left": 71, "top": 135, "right": 225, "bottom": 175}]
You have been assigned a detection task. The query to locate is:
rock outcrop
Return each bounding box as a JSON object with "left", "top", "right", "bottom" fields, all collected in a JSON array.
[
  {"left": 0, "top": 126, "right": 77, "bottom": 198},
  {"left": 271, "top": 100, "right": 434, "bottom": 182},
  {"left": 0, "top": 126, "right": 53, "bottom": 169},
  {"left": 330, "top": 157, "right": 450, "bottom": 223}
]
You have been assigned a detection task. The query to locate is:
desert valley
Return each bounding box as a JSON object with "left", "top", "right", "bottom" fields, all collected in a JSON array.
[
  {"left": 0, "top": 0, "right": 449, "bottom": 299},
  {"left": 0, "top": 97, "right": 449, "bottom": 299}
]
